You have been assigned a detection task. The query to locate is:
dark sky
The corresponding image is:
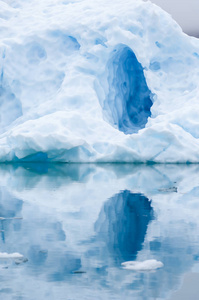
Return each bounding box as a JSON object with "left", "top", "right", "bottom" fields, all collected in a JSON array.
[{"left": 145, "top": 0, "right": 199, "bottom": 37}]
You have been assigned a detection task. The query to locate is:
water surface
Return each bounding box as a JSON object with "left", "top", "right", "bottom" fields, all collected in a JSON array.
[{"left": 0, "top": 163, "right": 199, "bottom": 299}]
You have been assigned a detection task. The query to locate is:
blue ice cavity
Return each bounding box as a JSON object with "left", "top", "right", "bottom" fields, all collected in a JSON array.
[
  {"left": 104, "top": 45, "right": 153, "bottom": 134},
  {"left": 14, "top": 152, "right": 48, "bottom": 163}
]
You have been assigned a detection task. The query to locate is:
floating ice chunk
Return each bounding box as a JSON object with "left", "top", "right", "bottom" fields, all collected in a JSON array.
[
  {"left": 0, "top": 252, "right": 24, "bottom": 259},
  {"left": 121, "top": 259, "right": 164, "bottom": 271}
]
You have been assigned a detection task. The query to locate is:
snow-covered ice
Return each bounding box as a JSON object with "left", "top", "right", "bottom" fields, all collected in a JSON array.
[
  {"left": 0, "top": 0, "right": 199, "bottom": 162},
  {"left": 121, "top": 259, "right": 164, "bottom": 271}
]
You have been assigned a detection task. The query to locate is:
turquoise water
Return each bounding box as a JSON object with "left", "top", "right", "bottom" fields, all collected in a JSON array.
[{"left": 0, "top": 163, "right": 199, "bottom": 299}]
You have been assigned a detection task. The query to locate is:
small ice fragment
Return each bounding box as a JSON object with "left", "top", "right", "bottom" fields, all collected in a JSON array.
[
  {"left": 158, "top": 187, "right": 177, "bottom": 193},
  {"left": 121, "top": 259, "right": 164, "bottom": 271},
  {"left": 15, "top": 258, "right": 28, "bottom": 265},
  {"left": 0, "top": 252, "right": 24, "bottom": 259}
]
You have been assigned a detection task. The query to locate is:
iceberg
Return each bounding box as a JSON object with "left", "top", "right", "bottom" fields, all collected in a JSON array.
[{"left": 0, "top": 0, "right": 199, "bottom": 162}]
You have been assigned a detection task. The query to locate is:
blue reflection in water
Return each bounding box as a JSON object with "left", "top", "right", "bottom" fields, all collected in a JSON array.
[
  {"left": 0, "top": 189, "right": 81, "bottom": 283},
  {"left": 0, "top": 190, "right": 23, "bottom": 219},
  {"left": 0, "top": 189, "right": 23, "bottom": 243},
  {"left": 95, "top": 190, "right": 154, "bottom": 264},
  {"left": 0, "top": 164, "right": 198, "bottom": 299}
]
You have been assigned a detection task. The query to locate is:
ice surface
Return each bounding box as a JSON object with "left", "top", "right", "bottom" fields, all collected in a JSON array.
[
  {"left": 0, "top": 0, "right": 199, "bottom": 162},
  {"left": 121, "top": 259, "right": 164, "bottom": 271}
]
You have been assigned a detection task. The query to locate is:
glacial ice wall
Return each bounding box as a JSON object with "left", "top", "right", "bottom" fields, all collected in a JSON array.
[{"left": 0, "top": 0, "right": 199, "bottom": 162}]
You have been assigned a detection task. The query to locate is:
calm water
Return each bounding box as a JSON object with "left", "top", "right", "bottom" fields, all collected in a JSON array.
[{"left": 0, "top": 163, "right": 199, "bottom": 299}]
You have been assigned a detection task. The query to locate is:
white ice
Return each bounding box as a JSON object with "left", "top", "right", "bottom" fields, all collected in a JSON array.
[
  {"left": 0, "top": 252, "right": 23, "bottom": 259},
  {"left": 0, "top": 0, "right": 199, "bottom": 162},
  {"left": 121, "top": 259, "right": 164, "bottom": 271}
]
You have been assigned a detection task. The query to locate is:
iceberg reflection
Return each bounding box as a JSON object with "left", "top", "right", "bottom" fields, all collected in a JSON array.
[
  {"left": 0, "top": 164, "right": 198, "bottom": 299},
  {"left": 95, "top": 190, "right": 154, "bottom": 263}
]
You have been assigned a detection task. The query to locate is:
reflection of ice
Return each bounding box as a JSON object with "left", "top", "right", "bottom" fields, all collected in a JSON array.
[
  {"left": 0, "top": 184, "right": 82, "bottom": 285},
  {"left": 0, "top": 164, "right": 198, "bottom": 299},
  {"left": 94, "top": 190, "right": 154, "bottom": 264}
]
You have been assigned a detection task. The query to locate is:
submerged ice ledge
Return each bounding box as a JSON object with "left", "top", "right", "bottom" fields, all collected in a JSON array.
[{"left": 0, "top": 0, "right": 199, "bottom": 162}]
